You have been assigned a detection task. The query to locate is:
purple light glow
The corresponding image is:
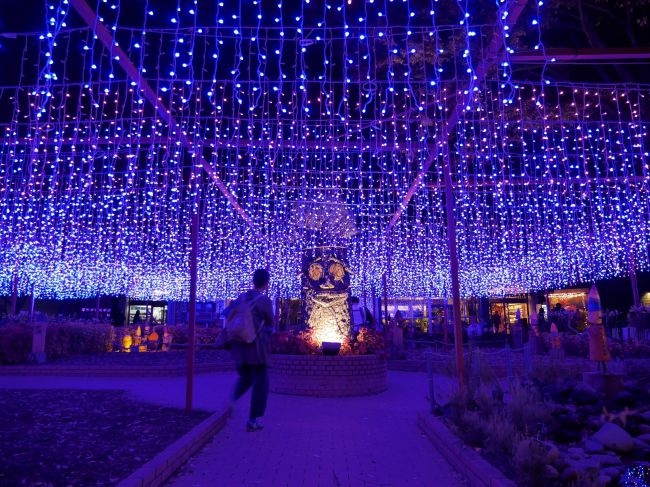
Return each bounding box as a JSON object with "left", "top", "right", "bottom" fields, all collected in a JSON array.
[{"left": 0, "top": 0, "right": 648, "bottom": 301}]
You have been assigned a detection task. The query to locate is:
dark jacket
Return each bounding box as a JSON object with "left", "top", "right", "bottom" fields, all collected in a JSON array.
[{"left": 224, "top": 290, "right": 274, "bottom": 365}]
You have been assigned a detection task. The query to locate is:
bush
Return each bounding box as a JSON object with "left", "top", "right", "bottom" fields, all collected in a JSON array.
[
  {"left": 484, "top": 412, "right": 519, "bottom": 459},
  {"left": 45, "top": 322, "right": 114, "bottom": 359},
  {"left": 0, "top": 324, "right": 32, "bottom": 364},
  {"left": 507, "top": 382, "right": 552, "bottom": 435},
  {"left": 271, "top": 327, "right": 387, "bottom": 356},
  {"left": 0, "top": 321, "right": 114, "bottom": 364},
  {"left": 513, "top": 438, "right": 550, "bottom": 487}
]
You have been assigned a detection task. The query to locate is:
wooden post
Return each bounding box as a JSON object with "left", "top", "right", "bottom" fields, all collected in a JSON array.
[
  {"left": 630, "top": 263, "right": 640, "bottom": 307},
  {"left": 442, "top": 147, "right": 465, "bottom": 390},
  {"left": 382, "top": 273, "right": 389, "bottom": 329},
  {"left": 443, "top": 298, "right": 449, "bottom": 350},
  {"left": 28, "top": 283, "right": 35, "bottom": 321},
  {"left": 186, "top": 210, "right": 199, "bottom": 412},
  {"left": 95, "top": 295, "right": 100, "bottom": 320},
  {"left": 10, "top": 274, "right": 18, "bottom": 316}
]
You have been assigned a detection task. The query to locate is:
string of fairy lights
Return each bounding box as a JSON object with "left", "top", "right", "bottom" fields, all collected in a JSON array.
[{"left": 0, "top": 0, "right": 648, "bottom": 301}]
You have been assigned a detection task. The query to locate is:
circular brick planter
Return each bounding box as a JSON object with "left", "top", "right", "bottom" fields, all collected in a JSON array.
[{"left": 269, "top": 354, "right": 387, "bottom": 397}]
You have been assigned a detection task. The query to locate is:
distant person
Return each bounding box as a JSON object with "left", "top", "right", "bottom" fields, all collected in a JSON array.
[
  {"left": 538, "top": 307, "right": 547, "bottom": 332},
  {"left": 132, "top": 310, "right": 141, "bottom": 325},
  {"left": 350, "top": 296, "right": 367, "bottom": 331},
  {"left": 223, "top": 269, "right": 275, "bottom": 432},
  {"left": 491, "top": 311, "right": 501, "bottom": 333}
]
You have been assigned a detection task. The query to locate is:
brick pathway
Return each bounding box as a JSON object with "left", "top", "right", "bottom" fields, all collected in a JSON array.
[
  {"left": 0, "top": 369, "right": 465, "bottom": 486},
  {"left": 168, "top": 371, "right": 464, "bottom": 487}
]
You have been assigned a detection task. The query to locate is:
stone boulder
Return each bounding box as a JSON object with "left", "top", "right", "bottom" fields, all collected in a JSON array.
[
  {"left": 593, "top": 423, "right": 635, "bottom": 452},
  {"left": 584, "top": 438, "right": 605, "bottom": 454},
  {"left": 571, "top": 381, "right": 602, "bottom": 405},
  {"left": 543, "top": 465, "right": 559, "bottom": 480},
  {"left": 636, "top": 433, "right": 650, "bottom": 443},
  {"left": 590, "top": 453, "right": 622, "bottom": 466}
]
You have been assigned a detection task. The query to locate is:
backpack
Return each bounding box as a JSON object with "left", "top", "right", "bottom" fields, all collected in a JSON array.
[{"left": 224, "top": 293, "right": 264, "bottom": 344}]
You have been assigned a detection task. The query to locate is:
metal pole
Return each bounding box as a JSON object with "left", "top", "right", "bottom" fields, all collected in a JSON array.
[
  {"left": 443, "top": 148, "right": 465, "bottom": 390},
  {"left": 29, "top": 283, "right": 35, "bottom": 321},
  {"left": 186, "top": 210, "right": 199, "bottom": 412},
  {"left": 630, "top": 263, "right": 640, "bottom": 307},
  {"left": 95, "top": 295, "right": 100, "bottom": 320},
  {"left": 382, "top": 273, "right": 389, "bottom": 329},
  {"left": 10, "top": 274, "right": 18, "bottom": 316}
]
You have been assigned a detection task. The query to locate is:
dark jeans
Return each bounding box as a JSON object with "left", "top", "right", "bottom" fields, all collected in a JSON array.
[{"left": 233, "top": 364, "right": 269, "bottom": 420}]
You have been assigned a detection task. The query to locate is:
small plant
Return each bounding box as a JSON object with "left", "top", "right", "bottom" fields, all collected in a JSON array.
[
  {"left": 513, "top": 438, "right": 550, "bottom": 487},
  {"left": 507, "top": 382, "right": 552, "bottom": 435},
  {"left": 484, "top": 412, "right": 519, "bottom": 459}
]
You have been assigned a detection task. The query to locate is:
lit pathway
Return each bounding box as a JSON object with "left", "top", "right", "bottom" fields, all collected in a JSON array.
[
  {"left": 0, "top": 370, "right": 464, "bottom": 486},
  {"left": 167, "top": 371, "right": 464, "bottom": 487}
]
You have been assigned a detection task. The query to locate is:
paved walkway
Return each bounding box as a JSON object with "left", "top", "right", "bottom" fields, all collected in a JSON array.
[
  {"left": 168, "top": 371, "right": 464, "bottom": 487},
  {"left": 0, "top": 370, "right": 464, "bottom": 487}
]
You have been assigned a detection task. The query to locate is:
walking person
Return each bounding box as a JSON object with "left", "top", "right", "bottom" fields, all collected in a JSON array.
[{"left": 223, "top": 269, "right": 275, "bottom": 432}]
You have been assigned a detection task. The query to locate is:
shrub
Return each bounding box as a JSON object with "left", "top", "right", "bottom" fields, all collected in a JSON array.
[
  {"left": 507, "top": 382, "right": 552, "bottom": 435},
  {"left": 474, "top": 383, "right": 502, "bottom": 419},
  {"left": 45, "top": 322, "right": 114, "bottom": 358},
  {"left": 271, "top": 327, "right": 386, "bottom": 356},
  {"left": 484, "top": 412, "right": 519, "bottom": 459},
  {"left": 0, "top": 321, "right": 113, "bottom": 364},
  {"left": 513, "top": 438, "right": 550, "bottom": 487},
  {"left": 0, "top": 324, "right": 32, "bottom": 364}
]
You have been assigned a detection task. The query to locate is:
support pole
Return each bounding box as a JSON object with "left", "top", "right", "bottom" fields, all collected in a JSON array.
[
  {"left": 382, "top": 274, "right": 389, "bottom": 329},
  {"left": 630, "top": 263, "right": 640, "bottom": 308},
  {"left": 29, "top": 283, "right": 35, "bottom": 321},
  {"left": 186, "top": 210, "right": 199, "bottom": 412},
  {"left": 10, "top": 275, "right": 18, "bottom": 316},
  {"left": 95, "top": 295, "right": 100, "bottom": 321},
  {"left": 442, "top": 149, "right": 464, "bottom": 390}
]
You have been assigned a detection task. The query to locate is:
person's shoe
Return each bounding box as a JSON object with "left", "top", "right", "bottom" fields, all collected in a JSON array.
[{"left": 246, "top": 419, "right": 264, "bottom": 432}]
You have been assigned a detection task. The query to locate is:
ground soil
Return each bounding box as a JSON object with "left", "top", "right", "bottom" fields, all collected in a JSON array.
[{"left": 0, "top": 389, "right": 210, "bottom": 486}]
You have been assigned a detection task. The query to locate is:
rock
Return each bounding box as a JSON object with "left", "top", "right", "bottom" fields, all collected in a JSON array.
[
  {"left": 561, "top": 467, "right": 578, "bottom": 483},
  {"left": 568, "top": 446, "right": 585, "bottom": 459},
  {"left": 544, "top": 465, "right": 559, "bottom": 479},
  {"left": 593, "top": 422, "right": 635, "bottom": 452},
  {"left": 612, "top": 390, "right": 641, "bottom": 408},
  {"left": 553, "top": 455, "right": 570, "bottom": 471},
  {"left": 640, "top": 411, "right": 650, "bottom": 422},
  {"left": 601, "top": 466, "right": 622, "bottom": 480},
  {"left": 545, "top": 444, "right": 560, "bottom": 463},
  {"left": 597, "top": 475, "right": 611, "bottom": 487},
  {"left": 568, "top": 457, "right": 600, "bottom": 472},
  {"left": 633, "top": 438, "right": 650, "bottom": 451},
  {"left": 590, "top": 453, "right": 622, "bottom": 466},
  {"left": 572, "top": 381, "right": 602, "bottom": 404},
  {"left": 639, "top": 424, "right": 650, "bottom": 434},
  {"left": 584, "top": 438, "right": 605, "bottom": 453},
  {"left": 636, "top": 433, "right": 650, "bottom": 443}
]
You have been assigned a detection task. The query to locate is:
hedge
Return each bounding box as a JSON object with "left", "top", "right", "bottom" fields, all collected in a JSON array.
[{"left": 0, "top": 321, "right": 114, "bottom": 364}]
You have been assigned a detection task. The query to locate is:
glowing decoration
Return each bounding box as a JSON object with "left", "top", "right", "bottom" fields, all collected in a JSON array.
[
  {"left": 300, "top": 247, "right": 353, "bottom": 344},
  {"left": 0, "top": 0, "right": 648, "bottom": 303}
]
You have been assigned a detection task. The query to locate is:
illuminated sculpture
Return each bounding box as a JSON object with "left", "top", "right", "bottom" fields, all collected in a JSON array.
[{"left": 300, "top": 246, "right": 353, "bottom": 346}]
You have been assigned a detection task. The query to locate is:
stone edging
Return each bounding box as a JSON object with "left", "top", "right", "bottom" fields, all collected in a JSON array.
[
  {"left": 117, "top": 409, "right": 230, "bottom": 487},
  {"left": 417, "top": 411, "right": 516, "bottom": 487}
]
